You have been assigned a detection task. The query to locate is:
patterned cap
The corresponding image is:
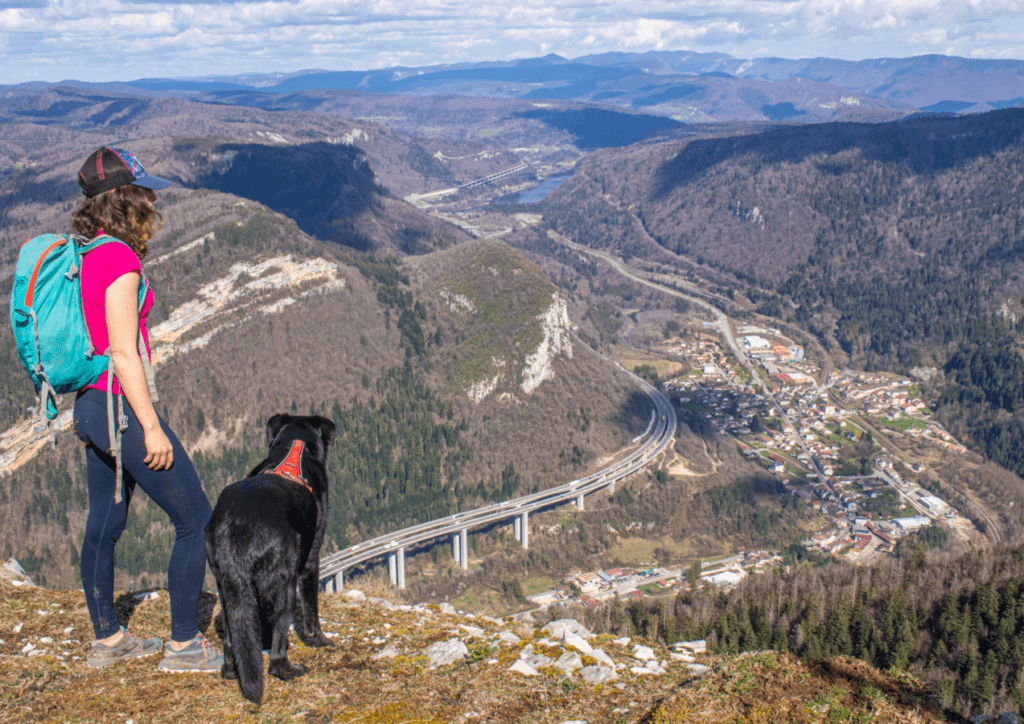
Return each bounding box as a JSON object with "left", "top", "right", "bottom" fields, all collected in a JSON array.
[{"left": 77, "top": 147, "right": 171, "bottom": 198}]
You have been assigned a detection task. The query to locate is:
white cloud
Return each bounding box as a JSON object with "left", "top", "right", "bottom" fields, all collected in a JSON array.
[{"left": 2, "top": 0, "right": 1024, "bottom": 83}]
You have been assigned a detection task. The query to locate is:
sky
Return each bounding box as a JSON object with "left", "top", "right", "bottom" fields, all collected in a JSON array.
[{"left": 3, "top": 0, "right": 1024, "bottom": 85}]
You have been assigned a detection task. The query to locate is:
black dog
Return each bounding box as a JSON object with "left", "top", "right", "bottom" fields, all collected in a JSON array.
[{"left": 205, "top": 413, "right": 336, "bottom": 704}]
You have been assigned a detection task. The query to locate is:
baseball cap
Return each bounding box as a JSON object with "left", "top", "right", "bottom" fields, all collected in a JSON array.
[{"left": 77, "top": 147, "right": 171, "bottom": 198}]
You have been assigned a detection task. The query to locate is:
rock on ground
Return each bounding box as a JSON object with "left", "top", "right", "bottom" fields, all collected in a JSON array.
[
  {"left": 580, "top": 665, "right": 617, "bottom": 685},
  {"left": 633, "top": 644, "right": 655, "bottom": 661},
  {"left": 543, "top": 619, "right": 593, "bottom": 640},
  {"left": 562, "top": 631, "right": 594, "bottom": 655},
  {"left": 422, "top": 638, "right": 468, "bottom": 668},
  {"left": 496, "top": 630, "right": 521, "bottom": 645},
  {"left": 509, "top": 660, "right": 539, "bottom": 676},
  {"left": 458, "top": 624, "right": 485, "bottom": 637},
  {"left": 523, "top": 653, "right": 554, "bottom": 669},
  {"left": 1, "top": 559, "right": 34, "bottom": 585},
  {"left": 674, "top": 640, "right": 706, "bottom": 653},
  {"left": 554, "top": 651, "right": 583, "bottom": 675}
]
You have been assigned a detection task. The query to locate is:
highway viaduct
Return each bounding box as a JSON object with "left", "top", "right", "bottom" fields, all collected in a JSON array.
[{"left": 319, "top": 371, "right": 676, "bottom": 591}]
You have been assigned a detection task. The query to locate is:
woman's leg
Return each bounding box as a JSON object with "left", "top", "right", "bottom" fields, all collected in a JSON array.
[
  {"left": 75, "top": 429, "right": 133, "bottom": 640},
  {"left": 74, "top": 388, "right": 213, "bottom": 643},
  {"left": 125, "top": 418, "right": 212, "bottom": 642}
]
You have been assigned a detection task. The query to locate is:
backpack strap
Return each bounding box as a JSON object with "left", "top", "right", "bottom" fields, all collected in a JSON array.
[
  {"left": 137, "top": 274, "right": 159, "bottom": 403},
  {"left": 22, "top": 304, "right": 59, "bottom": 446},
  {"left": 105, "top": 353, "right": 129, "bottom": 505}
]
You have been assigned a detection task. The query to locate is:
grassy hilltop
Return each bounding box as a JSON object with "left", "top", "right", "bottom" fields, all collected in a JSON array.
[{"left": 0, "top": 569, "right": 949, "bottom": 723}]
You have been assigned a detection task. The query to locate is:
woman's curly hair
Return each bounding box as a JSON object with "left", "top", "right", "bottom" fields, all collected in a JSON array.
[{"left": 71, "top": 185, "right": 163, "bottom": 260}]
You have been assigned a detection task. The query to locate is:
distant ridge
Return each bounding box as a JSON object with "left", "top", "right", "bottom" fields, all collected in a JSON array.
[{"left": 7, "top": 51, "right": 1023, "bottom": 119}]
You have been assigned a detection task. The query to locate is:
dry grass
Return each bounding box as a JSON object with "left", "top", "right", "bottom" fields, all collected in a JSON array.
[
  {"left": 1, "top": 578, "right": 952, "bottom": 724},
  {"left": 608, "top": 536, "right": 688, "bottom": 566},
  {"left": 616, "top": 359, "right": 685, "bottom": 380}
]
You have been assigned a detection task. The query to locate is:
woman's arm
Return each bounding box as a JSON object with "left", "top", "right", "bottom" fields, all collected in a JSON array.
[{"left": 105, "top": 271, "right": 173, "bottom": 471}]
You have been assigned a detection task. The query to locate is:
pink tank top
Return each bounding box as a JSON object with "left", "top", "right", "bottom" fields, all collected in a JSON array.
[{"left": 79, "top": 240, "right": 154, "bottom": 395}]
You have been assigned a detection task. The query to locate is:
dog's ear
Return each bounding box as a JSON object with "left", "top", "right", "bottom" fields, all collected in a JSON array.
[
  {"left": 316, "top": 416, "right": 337, "bottom": 447},
  {"left": 266, "top": 414, "right": 289, "bottom": 447}
]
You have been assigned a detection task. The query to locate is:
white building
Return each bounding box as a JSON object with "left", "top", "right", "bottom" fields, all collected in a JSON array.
[
  {"left": 705, "top": 570, "right": 744, "bottom": 587},
  {"left": 894, "top": 516, "right": 930, "bottom": 532}
]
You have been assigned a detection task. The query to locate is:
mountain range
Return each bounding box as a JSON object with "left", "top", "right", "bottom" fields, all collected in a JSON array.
[{"left": 11, "top": 51, "right": 1024, "bottom": 124}]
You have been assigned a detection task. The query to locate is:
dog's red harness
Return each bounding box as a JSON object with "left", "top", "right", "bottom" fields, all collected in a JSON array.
[{"left": 266, "top": 440, "right": 312, "bottom": 493}]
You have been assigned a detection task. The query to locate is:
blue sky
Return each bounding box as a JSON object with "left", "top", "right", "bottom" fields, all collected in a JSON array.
[{"left": 3, "top": 0, "right": 1024, "bottom": 84}]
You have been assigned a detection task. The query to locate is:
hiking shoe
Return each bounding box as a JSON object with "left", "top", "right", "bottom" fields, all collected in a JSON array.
[
  {"left": 157, "top": 633, "right": 224, "bottom": 673},
  {"left": 86, "top": 627, "right": 162, "bottom": 668}
]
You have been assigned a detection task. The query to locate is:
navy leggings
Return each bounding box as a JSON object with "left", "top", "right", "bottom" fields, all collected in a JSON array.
[{"left": 73, "top": 388, "right": 212, "bottom": 642}]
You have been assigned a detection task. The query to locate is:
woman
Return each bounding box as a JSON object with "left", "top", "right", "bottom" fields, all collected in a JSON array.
[{"left": 71, "top": 147, "right": 222, "bottom": 672}]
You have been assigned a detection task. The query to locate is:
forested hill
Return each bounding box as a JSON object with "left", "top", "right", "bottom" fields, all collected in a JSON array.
[
  {"left": 563, "top": 541, "right": 1024, "bottom": 719},
  {"left": 542, "top": 108, "right": 1024, "bottom": 481},
  {"left": 544, "top": 108, "right": 1024, "bottom": 359}
]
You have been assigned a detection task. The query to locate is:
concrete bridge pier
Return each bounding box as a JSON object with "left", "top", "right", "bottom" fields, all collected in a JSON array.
[
  {"left": 609, "top": 479, "right": 615, "bottom": 494},
  {"left": 397, "top": 546, "right": 406, "bottom": 589},
  {"left": 460, "top": 528, "right": 469, "bottom": 570},
  {"left": 514, "top": 515, "right": 522, "bottom": 541},
  {"left": 452, "top": 533, "right": 461, "bottom": 565},
  {"left": 388, "top": 552, "right": 397, "bottom": 585},
  {"left": 520, "top": 512, "right": 529, "bottom": 550},
  {"left": 323, "top": 571, "right": 343, "bottom": 593},
  {"left": 576, "top": 494, "right": 585, "bottom": 510}
]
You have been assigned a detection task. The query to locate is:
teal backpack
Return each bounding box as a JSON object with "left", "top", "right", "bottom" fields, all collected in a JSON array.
[{"left": 10, "top": 233, "right": 157, "bottom": 502}]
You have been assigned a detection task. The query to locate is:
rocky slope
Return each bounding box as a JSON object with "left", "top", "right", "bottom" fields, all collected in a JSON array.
[
  {"left": 0, "top": 191, "right": 647, "bottom": 589},
  {"left": 0, "top": 561, "right": 954, "bottom": 723}
]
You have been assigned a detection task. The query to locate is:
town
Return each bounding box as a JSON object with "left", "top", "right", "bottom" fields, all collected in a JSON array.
[
  {"left": 664, "top": 322, "right": 982, "bottom": 554},
  {"left": 526, "top": 319, "right": 985, "bottom": 612}
]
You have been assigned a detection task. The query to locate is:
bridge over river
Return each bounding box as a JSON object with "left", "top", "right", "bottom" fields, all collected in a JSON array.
[{"left": 319, "top": 368, "right": 676, "bottom": 591}]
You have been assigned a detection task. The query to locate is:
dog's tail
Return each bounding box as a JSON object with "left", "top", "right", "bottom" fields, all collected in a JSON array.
[
  {"left": 226, "top": 582, "right": 265, "bottom": 704},
  {"left": 211, "top": 533, "right": 265, "bottom": 705}
]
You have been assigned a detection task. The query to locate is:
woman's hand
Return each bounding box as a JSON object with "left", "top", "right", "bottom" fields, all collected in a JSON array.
[{"left": 142, "top": 424, "right": 174, "bottom": 470}]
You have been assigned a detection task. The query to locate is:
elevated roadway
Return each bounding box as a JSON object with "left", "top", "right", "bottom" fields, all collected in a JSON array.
[
  {"left": 319, "top": 370, "right": 676, "bottom": 590},
  {"left": 458, "top": 163, "right": 528, "bottom": 191}
]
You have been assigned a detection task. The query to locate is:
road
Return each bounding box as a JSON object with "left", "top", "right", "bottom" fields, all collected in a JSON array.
[
  {"left": 319, "top": 368, "right": 677, "bottom": 586},
  {"left": 546, "top": 230, "right": 828, "bottom": 482}
]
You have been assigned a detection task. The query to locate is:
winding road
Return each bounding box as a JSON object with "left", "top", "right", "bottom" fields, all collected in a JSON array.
[{"left": 318, "top": 367, "right": 677, "bottom": 589}]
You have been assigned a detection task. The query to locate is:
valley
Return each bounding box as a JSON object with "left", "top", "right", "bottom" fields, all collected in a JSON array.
[
  {"left": 0, "top": 86, "right": 1017, "bottom": 595},
  {"left": 3, "top": 72, "right": 1024, "bottom": 718}
]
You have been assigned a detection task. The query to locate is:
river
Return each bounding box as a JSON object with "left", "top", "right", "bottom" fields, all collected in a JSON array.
[{"left": 513, "top": 172, "right": 572, "bottom": 204}]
